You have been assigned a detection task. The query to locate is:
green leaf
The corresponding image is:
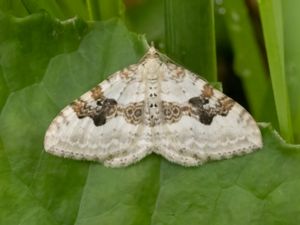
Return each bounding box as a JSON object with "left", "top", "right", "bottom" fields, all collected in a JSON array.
[
  {"left": 19, "top": 0, "right": 89, "bottom": 20},
  {"left": 282, "top": 0, "right": 300, "bottom": 142},
  {"left": 4, "top": 0, "right": 125, "bottom": 21},
  {"left": 215, "top": 0, "right": 277, "bottom": 123},
  {"left": 0, "top": 0, "right": 29, "bottom": 17},
  {"left": 258, "top": 0, "right": 294, "bottom": 143},
  {"left": 0, "top": 66, "right": 9, "bottom": 110},
  {"left": 125, "top": 0, "right": 164, "bottom": 42},
  {"left": 164, "top": 0, "right": 217, "bottom": 82},
  {"left": 0, "top": 10, "right": 89, "bottom": 96},
  {"left": 1, "top": 12, "right": 300, "bottom": 225},
  {"left": 42, "top": 20, "right": 147, "bottom": 107},
  {"left": 21, "top": 0, "right": 65, "bottom": 17}
]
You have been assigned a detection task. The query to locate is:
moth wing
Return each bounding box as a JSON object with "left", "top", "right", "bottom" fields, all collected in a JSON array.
[
  {"left": 155, "top": 63, "right": 262, "bottom": 166},
  {"left": 44, "top": 64, "right": 151, "bottom": 167}
]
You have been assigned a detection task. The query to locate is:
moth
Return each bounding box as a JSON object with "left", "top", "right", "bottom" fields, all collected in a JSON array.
[{"left": 44, "top": 47, "right": 262, "bottom": 167}]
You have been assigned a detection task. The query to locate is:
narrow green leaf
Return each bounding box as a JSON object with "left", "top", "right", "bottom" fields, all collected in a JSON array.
[
  {"left": 164, "top": 0, "right": 217, "bottom": 82},
  {"left": 282, "top": 0, "right": 300, "bottom": 143},
  {"left": 98, "top": 0, "right": 125, "bottom": 21},
  {"left": 86, "top": 0, "right": 125, "bottom": 22},
  {"left": 86, "top": 0, "right": 100, "bottom": 21},
  {"left": 258, "top": 0, "right": 294, "bottom": 143},
  {"left": 217, "top": 0, "right": 276, "bottom": 123},
  {"left": 125, "top": 0, "right": 164, "bottom": 42}
]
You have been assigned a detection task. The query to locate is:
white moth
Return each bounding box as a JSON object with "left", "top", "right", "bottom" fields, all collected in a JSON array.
[{"left": 44, "top": 47, "right": 262, "bottom": 167}]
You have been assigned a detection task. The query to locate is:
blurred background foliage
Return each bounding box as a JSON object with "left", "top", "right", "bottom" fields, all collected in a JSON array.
[{"left": 0, "top": 0, "right": 299, "bottom": 143}]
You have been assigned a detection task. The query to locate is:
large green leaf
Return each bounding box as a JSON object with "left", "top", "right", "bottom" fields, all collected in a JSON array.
[
  {"left": 1, "top": 12, "right": 300, "bottom": 225},
  {"left": 0, "top": 0, "right": 28, "bottom": 17},
  {"left": 0, "top": 0, "right": 124, "bottom": 21},
  {"left": 0, "top": 10, "right": 89, "bottom": 96}
]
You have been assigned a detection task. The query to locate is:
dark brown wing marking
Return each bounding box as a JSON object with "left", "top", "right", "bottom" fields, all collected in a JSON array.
[
  {"left": 71, "top": 83, "right": 234, "bottom": 127},
  {"left": 188, "top": 94, "right": 235, "bottom": 125},
  {"left": 71, "top": 97, "right": 118, "bottom": 126}
]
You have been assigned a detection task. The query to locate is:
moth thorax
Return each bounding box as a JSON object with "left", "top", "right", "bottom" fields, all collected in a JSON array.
[{"left": 144, "top": 58, "right": 161, "bottom": 80}]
